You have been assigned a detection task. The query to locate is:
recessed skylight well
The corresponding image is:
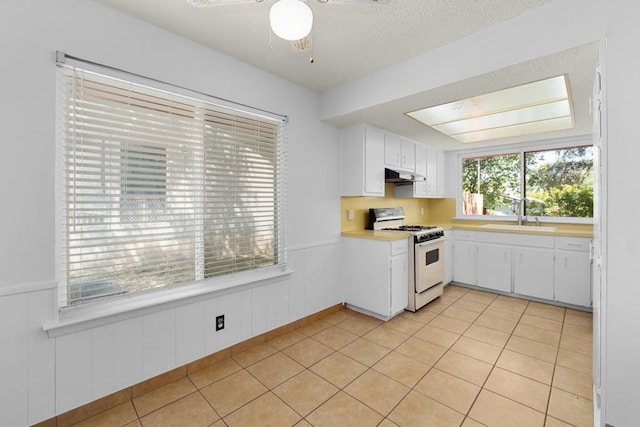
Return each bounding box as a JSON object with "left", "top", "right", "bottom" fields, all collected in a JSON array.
[{"left": 406, "top": 75, "right": 574, "bottom": 143}]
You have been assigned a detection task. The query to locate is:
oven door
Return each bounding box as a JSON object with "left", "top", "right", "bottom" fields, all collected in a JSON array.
[{"left": 415, "top": 239, "right": 445, "bottom": 293}]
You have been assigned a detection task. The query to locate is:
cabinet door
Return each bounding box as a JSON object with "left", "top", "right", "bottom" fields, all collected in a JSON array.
[
  {"left": 453, "top": 240, "right": 476, "bottom": 285},
  {"left": 343, "top": 238, "right": 390, "bottom": 316},
  {"left": 384, "top": 134, "right": 401, "bottom": 168},
  {"left": 513, "top": 247, "right": 554, "bottom": 299},
  {"left": 401, "top": 140, "right": 415, "bottom": 172},
  {"left": 477, "top": 243, "right": 511, "bottom": 292},
  {"left": 444, "top": 237, "right": 453, "bottom": 285},
  {"left": 426, "top": 147, "right": 438, "bottom": 196},
  {"left": 415, "top": 144, "right": 427, "bottom": 177},
  {"left": 555, "top": 250, "right": 591, "bottom": 307},
  {"left": 436, "top": 150, "right": 446, "bottom": 197},
  {"left": 390, "top": 254, "right": 409, "bottom": 315},
  {"left": 364, "top": 128, "right": 385, "bottom": 196}
]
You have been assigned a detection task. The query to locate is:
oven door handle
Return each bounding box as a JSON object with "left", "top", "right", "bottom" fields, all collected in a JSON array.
[{"left": 416, "top": 237, "right": 445, "bottom": 247}]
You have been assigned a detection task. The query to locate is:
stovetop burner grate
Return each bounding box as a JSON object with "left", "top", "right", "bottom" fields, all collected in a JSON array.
[{"left": 383, "top": 225, "right": 437, "bottom": 232}]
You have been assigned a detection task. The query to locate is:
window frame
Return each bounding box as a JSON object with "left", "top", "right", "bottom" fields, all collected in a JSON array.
[
  {"left": 54, "top": 56, "right": 290, "bottom": 320},
  {"left": 455, "top": 137, "right": 594, "bottom": 224}
]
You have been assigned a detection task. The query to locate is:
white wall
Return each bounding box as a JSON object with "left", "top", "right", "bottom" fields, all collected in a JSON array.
[
  {"left": 602, "top": 2, "right": 640, "bottom": 425},
  {"left": 0, "top": 1, "right": 343, "bottom": 425}
]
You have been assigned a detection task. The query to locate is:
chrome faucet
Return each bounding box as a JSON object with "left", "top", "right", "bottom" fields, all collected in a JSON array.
[{"left": 517, "top": 198, "right": 526, "bottom": 225}]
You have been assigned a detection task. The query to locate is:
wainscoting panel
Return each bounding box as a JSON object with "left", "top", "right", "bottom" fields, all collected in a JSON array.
[
  {"left": 0, "top": 293, "right": 28, "bottom": 427},
  {"left": 4, "top": 241, "right": 345, "bottom": 426},
  {"left": 141, "top": 309, "right": 177, "bottom": 380},
  {"left": 204, "top": 296, "right": 220, "bottom": 355},
  {"left": 216, "top": 288, "right": 253, "bottom": 350},
  {"left": 92, "top": 324, "right": 115, "bottom": 400},
  {"left": 287, "top": 249, "right": 307, "bottom": 322},
  {"left": 27, "top": 289, "right": 56, "bottom": 426},
  {"left": 113, "top": 317, "right": 143, "bottom": 391},
  {"left": 176, "top": 300, "right": 206, "bottom": 367},
  {"left": 55, "top": 329, "right": 93, "bottom": 414}
]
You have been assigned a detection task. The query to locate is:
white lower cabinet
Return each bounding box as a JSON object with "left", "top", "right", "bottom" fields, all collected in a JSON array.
[
  {"left": 343, "top": 237, "right": 409, "bottom": 319},
  {"left": 477, "top": 243, "right": 512, "bottom": 293},
  {"left": 390, "top": 252, "right": 409, "bottom": 315},
  {"left": 513, "top": 247, "right": 554, "bottom": 300},
  {"left": 453, "top": 230, "right": 477, "bottom": 285},
  {"left": 444, "top": 230, "right": 453, "bottom": 285},
  {"left": 554, "top": 237, "right": 592, "bottom": 307},
  {"left": 452, "top": 230, "right": 591, "bottom": 307}
]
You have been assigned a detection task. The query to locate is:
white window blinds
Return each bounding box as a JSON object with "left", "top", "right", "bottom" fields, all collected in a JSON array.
[{"left": 58, "top": 65, "right": 285, "bottom": 306}]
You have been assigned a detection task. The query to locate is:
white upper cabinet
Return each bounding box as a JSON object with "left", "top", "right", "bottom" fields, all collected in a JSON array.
[
  {"left": 426, "top": 147, "right": 447, "bottom": 197},
  {"left": 343, "top": 124, "right": 444, "bottom": 199},
  {"left": 384, "top": 134, "right": 415, "bottom": 172},
  {"left": 384, "top": 134, "right": 402, "bottom": 168},
  {"left": 400, "top": 140, "right": 416, "bottom": 172},
  {"left": 426, "top": 147, "right": 437, "bottom": 196},
  {"left": 341, "top": 124, "right": 385, "bottom": 197},
  {"left": 436, "top": 150, "right": 447, "bottom": 197},
  {"left": 394, "top": 143, "right": 427, "bottom": 198},
  {"left": 415, "top": 143, "right": 427, "bottom": 177}
]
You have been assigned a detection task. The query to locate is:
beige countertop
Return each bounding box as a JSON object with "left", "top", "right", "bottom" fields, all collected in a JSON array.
[
  {"left": 341, "top": 230, "right": 411, "bottom": 241},
  {"left": 342, "top": 223, "right": 593, "bottom": 240},
  {"left": 446, "top": 223, "right": 593, "bottom": 238}
]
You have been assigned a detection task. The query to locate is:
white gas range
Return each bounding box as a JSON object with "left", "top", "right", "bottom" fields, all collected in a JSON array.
[{"left": 368, "top": 207, "right": 445, "bottom": 312}]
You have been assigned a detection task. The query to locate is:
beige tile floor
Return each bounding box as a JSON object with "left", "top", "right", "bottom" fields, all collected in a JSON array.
[{"left": 73, "top": 285, "right": 594, "bottom": 427}]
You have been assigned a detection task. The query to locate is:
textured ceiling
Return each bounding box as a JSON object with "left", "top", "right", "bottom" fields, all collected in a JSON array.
[
  {"left": 96, "top": 0, "right": 550, "bottom": 92},
  {"left": 325, "top": 42, "right": 600, "bottom": 150},
  {"left": 95, "top": 0, "right": 597, "bottom": 150}
]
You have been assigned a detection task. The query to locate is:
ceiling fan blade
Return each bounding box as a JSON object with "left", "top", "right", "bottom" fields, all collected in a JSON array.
[
  {"left": 186, "top": 0, "right": 263, "bottom": 7},
  {"left": 316, "top": 0, "right": 390, "bottom": 4}
]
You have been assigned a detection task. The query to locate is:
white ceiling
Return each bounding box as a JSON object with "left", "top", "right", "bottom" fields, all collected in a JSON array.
[{"left": 96, "top": 0, "right": 598, "bottom": 151}]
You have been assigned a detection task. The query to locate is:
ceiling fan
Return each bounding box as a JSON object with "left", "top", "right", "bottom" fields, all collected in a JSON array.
[{"left": 186, "top": 0, "right": 389, "bottom": 41}]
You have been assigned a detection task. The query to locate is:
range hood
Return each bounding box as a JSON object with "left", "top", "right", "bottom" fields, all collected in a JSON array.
[{"left": 385, "top": 168, "right": 426, "bottom": 184}]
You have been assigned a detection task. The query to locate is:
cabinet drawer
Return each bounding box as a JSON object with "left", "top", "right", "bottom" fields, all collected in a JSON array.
[
  {"left": 555, "top": 237, "right": 591, "bottom": 252},
  {"left": 511, "top": 233, "right": 554, "bottom": 248},
  {"left": 477, "top": 231, "right": 518, "bottom": 245},
  {"left": 390, "top": 238, "right": 409, "bottom": 256},
  {"left": 453, "top": 230, "right": 477, "bottom": 241}
]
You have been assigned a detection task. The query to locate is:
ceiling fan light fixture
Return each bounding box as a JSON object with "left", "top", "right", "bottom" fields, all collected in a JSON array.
[{"left": 269, "top": 0, "right": 313, "bottom": 41}]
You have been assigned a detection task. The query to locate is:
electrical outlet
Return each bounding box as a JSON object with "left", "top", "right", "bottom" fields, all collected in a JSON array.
[
  {"left": 347, "top": 209, "right": 354, "bottom": 221},
  {"left": 216, "top": 314, "right": 225, "bottom": 331}
]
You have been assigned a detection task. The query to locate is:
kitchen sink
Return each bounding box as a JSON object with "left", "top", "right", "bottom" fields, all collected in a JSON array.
[{"left": 481, "top": 224, "right": 557, "bottom": 232}]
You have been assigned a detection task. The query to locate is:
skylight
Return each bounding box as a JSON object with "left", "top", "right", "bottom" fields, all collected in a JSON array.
[{"left": 406, "top": 75, "right": 574, "bottom": 143}]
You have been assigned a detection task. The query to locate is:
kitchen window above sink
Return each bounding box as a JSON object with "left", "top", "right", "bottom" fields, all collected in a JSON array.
[{"left": 459, "top": 144, "right": 594, "bottom": 223}]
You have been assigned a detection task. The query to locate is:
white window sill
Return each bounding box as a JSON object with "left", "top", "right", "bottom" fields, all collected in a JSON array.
[{"left": 43, "top": 266, "right": 293, "bottom": 338}]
